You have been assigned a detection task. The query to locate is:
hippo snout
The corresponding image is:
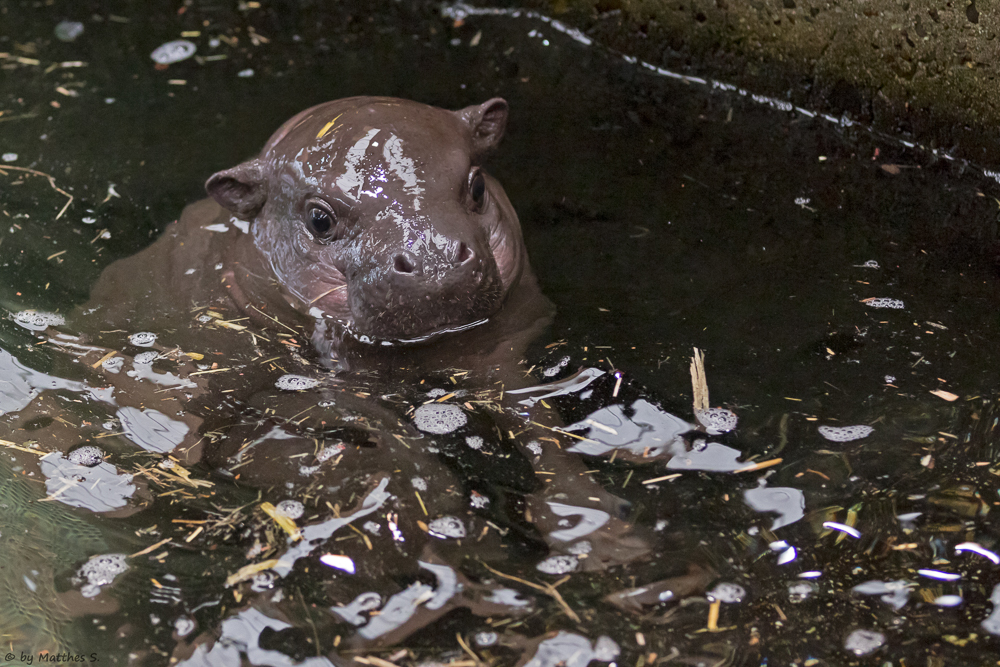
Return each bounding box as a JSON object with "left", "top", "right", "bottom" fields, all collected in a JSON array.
[{"left": 350, "top": 235, "right": 504, "bottom": 340}]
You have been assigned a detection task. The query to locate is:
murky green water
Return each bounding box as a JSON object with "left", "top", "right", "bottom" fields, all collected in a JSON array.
[{"left": 4, "top": 1, "right": 1000, "bottom": 665}]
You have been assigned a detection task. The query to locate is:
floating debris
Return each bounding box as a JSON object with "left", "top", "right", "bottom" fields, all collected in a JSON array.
[
  {"left": 818, "top": 424, "right": 873, "bottom": 442},
  {"left": 274, "top": 374, "right": 319, "bottom": 391},
  {"left": 54, "top": 20, "right": 85, "bottom": 42},
  {"left": 695, "top": 407, "right": 738, "bottom": 433},
  {"left": 151, "top": 40, "right": 196, "bottom": 65},
  {"left": 844, "top": 629, "right": 885, "bottom": 656},
  {"left": 413, "top": 403, "right": 467, "bottom": 434},
  {"left": 536, "top": 555, "right": 579, "bottom": 575},
  {"left": 861, "top": 297, "right": 904, "bottom": 309},
  {"left": 13, "top": 310, "right": 64, "bottom": 331},
  {"left": 128, "top": 331, "right": 157, "bottom": 347},
  {"left": 68, "top": 445, "right": 104, "bottom": 467},
  {"left": 427, "top": 516, "right": 466, "bottom": 539},
  {"left": 73, "top": 553, "right": 128, "bottom": 598},
  {"left": 275, "top": 499, "right": 304, "bottom": 520}
]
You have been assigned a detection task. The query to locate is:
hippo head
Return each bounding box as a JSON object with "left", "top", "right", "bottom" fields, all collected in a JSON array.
[{"left": 206, "top": 97, "right": 527, "bottom": 344}]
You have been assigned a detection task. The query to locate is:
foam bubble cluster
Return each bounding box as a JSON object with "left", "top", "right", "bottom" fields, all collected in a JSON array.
[
  {"left": 818, "top": 425, "right": 873, "bottom": 442},
  {"left": 844, "top": 629, "right": 885, "bottom": 656},
  {"left": 709, "top": 582, "right": 746, "bottom": 603},
  {"left": 316, "top": 444, "right": 344, "bottom": 462},
  {"left": 864, "top": 298, "right": 904, "bottom": 309},
  {"left": 275, "top": 375, "right": 319, "bottom": 391},
  {"left": 275, "top": 499, "right": 304, "bottom": 519},
  {"left": 129, "top": 332, "right": 157, "bottom": 347},
  {"left": 411, "top": 477, "right": 427, "bottom": 491},
  {"left": 363, "top": 521, "right": 381, "bottom": 535},
  {"left": 543, "top": 355, "right": 571, "bottom": 377},
  {"left": 74, "top": 553, "right": 128, "bottom": 598},
  {"left": 102, "top": 356, "right": 124, "bottom": 373},
  {"left": 466, "top": 436, "right": 484, "bottom": 450},
  {"left": 13, "top": 310, "right": 65, "bottom": 331},
  {"left": 413, "top": 403, "right": 467, "bottom": 434},
  {"left": 174, "top": 617, "right": 195, "bottom": 637},
  {"left": 536, "top": 555, "right": 579, "bottom": 575},
  {"left": 68, "top": 446, "right": 104, "bottom": 467},
  {"left": 428, "top": 516, "right": 466, "bottom": 539},
  {"left": 695, "top": 408, "right": 738, "bottom": 433},
  {"left": 527, "top": 440, "right": 543, "bottom": 456},
  {"left": 151, "top": 39, "right": 196, "bottom": 64},
  {"left": 134, "top": 351, "right": 158, "bottom": 364},
  {"left": 426, "top": 388, "right": 447, "bottom": 398}
]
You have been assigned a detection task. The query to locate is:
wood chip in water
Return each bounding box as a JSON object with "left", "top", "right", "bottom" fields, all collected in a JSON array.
[
  {"left": 930, "top": 389, "right": 959, "bottom": 402},
  {"left": 690, "top": 347, "right": 709, "bottom": 412},
  {"left": 225, "top": 559, "right": 280, "bottom": 586}
]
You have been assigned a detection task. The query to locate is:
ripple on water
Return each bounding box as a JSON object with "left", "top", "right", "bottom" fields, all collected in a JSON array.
[
  {"left": 275, "top": 374, "right": 320, "bottom": 391},
  {"left": 413, "top": 403, "right": 467, "bottom": 434},
  {"left": 818, "top": 424, "right": 873, "bottom": 442}
]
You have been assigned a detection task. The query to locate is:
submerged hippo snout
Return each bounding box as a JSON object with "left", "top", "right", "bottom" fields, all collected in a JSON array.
[{"left": 352, "top": 231, "right": 504, "bottom": 340}]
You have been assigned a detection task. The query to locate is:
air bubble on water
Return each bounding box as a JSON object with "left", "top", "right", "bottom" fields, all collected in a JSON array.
[
  {"left": 74, "top": 554, "right": 128, "bottom": 598},
  {"left": 844, "top": 629, "right": 885, "bottom": 656},
  {"left": 2, "top": 152, "right": 18, "bottom": 163},
  {"left": 788, "top": 581, "right": 814, "bottom": 603},
  {"left": 275, "top": 374, "right": 319, "bottom": 391},
  {"left": 251, "top": 571, "right": 276, "bottom": 592},
  {"left": 159, "top": 459, "right": 176, "bottom": 469},
  {"left": 363, "top": 521, "right": 381, "bottom": 535},
  {"left": 413, "top": 403, "right": 467, "bottom": 434},
  {"left": 466, "top": 435, "right": 483, "bottom": 450},
  {"left": 856, "top": 260, "right": 880, "bottom": 269},
  {"left": 884, "top": 375, "right": 896, "bottom": 383},
  {"left": 708, "top": 582, "right": 746, "bottom": 603},
  {"left": 593, "top": 636, "right": 620, "bottom": 661},
  {"left": 237, "top": 68, "right": 255, "bottom": 78},
  {"left": 318, "top": 400, "right": 336, "bottom": 407},
  {"left": 567, "top": 540, "right": 592, "bottom": 555},
  {"left": 174, "top": 617, "right": 195, "bottom": 637},
  {"left": 695, "top": 407, "right": 738, "bottom": 433},
  {"left": 818, "top": 425, "right": 873, "bottom": 442},
  {"left": 129, "top": 331, "right": 157, "bottom": 347},
  {"left": 13, "top": 310, "right": 65, "bottom": 331},
  {"left": 864, "top": 298, "right": 904, "bottom": 309},
  {"left": 68, "top": 446, "right": 104, "bottom": 467},
  {"left": 54, "top": 20, "right": 84, "bottom": 42},
  {"left": 134, "top": 351, "right": 158, "bottom": 364},
  {"left": 411, "top": 477, "right": 427, "bottom": 491},
  {"left": 536, "top": 555, "right": 579, "bottom": 575},
  {"left": 151, "top": 40, "right": 196, "bottom": 65},
  {"left": 428, "top": 516, "right": 466, "bottom": 539},
  {"left": 275, "top": 500, "right": 304, "bottom": 519},
  {"left": 475, "top": 631, "right": 498, "bottom": 647},
  {"left": 197, "top": 314, "right": 212, "bottom": 323}
]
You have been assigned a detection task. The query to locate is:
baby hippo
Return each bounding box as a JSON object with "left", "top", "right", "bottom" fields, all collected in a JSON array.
[{"left": 85, "top": 97, "right": 549, "bottom": 367}]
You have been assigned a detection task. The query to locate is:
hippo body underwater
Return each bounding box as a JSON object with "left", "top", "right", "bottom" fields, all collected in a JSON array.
[{"left": 83, "top": 96, "right": 553, "bottom": 372}]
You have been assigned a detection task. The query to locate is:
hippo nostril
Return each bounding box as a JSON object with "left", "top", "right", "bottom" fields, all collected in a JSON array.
[
  {"left": 393, "top": 253, "right": 416, "bottom": 274},
  {"left": 456, "top": 242, "right": 473, "bottom": 264}
]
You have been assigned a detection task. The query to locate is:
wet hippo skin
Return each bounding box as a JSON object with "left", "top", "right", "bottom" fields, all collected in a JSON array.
[{"left": 83, "top": 96, "right": 553, "bottom": 372}]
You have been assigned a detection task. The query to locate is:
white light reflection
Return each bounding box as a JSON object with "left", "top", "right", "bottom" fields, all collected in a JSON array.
[
  {"left": 955, "top": 542, "right": 1000, "bottom": 565},
  {"left": 319, "top": 554, "right": 355, "bottom": 574},
  {"left": 822, "top": 521, "right": 861, "bottom": 538},
  {"left": 917, "top": 569, "right": 960, "bottom": 582},
  {"left": 798, "top": 571, "right": 822, "bottom": 579}
]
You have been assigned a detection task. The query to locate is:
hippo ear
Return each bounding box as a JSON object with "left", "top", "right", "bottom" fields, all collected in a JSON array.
[
  {"left": 205, "top": 159, "right": 267, "bottom": 218},
  {"left": 457, "top": 98, "right": 509, "bottom": 160}
]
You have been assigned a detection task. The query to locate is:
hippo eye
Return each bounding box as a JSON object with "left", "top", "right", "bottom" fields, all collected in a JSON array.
[
  {"left": 306, "top": 206, "right": 337, "bottom": 242},
  {"left": 468, "top": 169, "right": 487, "bottom": 212}
]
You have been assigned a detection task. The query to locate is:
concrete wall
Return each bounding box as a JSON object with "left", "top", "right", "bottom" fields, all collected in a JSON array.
[{"left": 530, "top": 0, "right": 1000, "bottom": 166}]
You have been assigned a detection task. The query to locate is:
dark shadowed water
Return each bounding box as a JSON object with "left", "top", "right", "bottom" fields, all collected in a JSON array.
[{"left": 4, "top": 1, "right": 1000, "bottom": 665}]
